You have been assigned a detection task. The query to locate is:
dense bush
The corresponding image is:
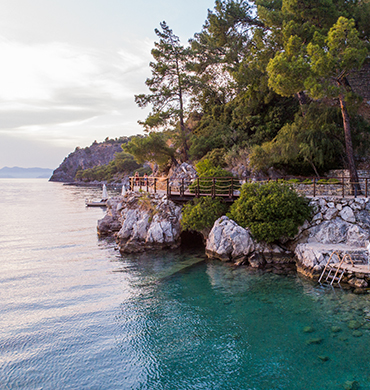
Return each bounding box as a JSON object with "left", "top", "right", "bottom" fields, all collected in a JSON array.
[
  {"left": 228, "top": 182, "right": 312, "bottom": 243},
  {"left": 181, "top": 197, "right": 229, "bottom": 236}
]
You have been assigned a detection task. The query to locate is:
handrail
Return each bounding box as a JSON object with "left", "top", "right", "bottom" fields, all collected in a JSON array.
[
  {"left": 128, "top": 175, "right": 370, "bottom": 199},
  {"left": 318, "top": 251, "right": 341, "bottom": 283},
  {"left": 318, "top": 250, "right": 355, "bottom": 284}
]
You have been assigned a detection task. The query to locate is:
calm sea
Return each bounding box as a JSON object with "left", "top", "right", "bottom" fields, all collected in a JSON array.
[{"left": 1, "top": 179, "right": 370, "bottom": 389}]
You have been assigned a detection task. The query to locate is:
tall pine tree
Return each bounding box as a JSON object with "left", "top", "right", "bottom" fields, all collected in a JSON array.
[{"left": 135, "top": 22, "right": 193, "bottom": 162}]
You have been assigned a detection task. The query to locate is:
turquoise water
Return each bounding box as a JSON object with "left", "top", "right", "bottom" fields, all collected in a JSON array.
[{"left": 1, "top": 179, "right": 370, "bottom": 389}]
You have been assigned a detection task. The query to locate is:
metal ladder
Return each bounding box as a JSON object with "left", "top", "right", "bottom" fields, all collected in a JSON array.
[{"left": 318, "top": 251, "right": 354, "bottom": 286}]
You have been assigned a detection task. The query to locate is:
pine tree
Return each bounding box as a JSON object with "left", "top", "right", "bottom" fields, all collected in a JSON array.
[{"left": 135, "top": 22, "right": 193, "bottom": 162}]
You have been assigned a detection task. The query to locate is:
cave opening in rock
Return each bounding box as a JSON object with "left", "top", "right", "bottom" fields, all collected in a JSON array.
[{"left": 180, "top": 230, "right": 205, "bottom": 249}]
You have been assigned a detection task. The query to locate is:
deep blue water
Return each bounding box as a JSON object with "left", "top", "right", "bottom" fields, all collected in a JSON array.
[{"left": 1, "top": 179, "right": 370, "bottom": 389}]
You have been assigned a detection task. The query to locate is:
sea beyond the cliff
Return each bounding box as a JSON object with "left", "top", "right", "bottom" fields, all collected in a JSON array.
[{"left": 1, "top": 178, "right": 370, "bottom": 389}]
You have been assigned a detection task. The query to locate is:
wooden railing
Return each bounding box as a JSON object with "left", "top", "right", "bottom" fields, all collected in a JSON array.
[{"left": 128, "top": 176, "right": 370, "bottom": 199}]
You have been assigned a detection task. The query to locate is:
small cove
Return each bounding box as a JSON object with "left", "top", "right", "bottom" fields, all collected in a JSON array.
[{"left": 1, "top": 179, "right": 370, "bottom": 389}]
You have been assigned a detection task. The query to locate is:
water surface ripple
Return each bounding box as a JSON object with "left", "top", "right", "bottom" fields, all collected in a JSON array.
[{"left": 1, "top": 179, "right": 370, "bottom": 389}]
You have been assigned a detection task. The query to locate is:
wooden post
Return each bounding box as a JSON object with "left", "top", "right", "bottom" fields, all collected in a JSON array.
[
  {"left": 146, "top": 179, "right": 149, "bottom": 193},
  {"left": 366, "top": 178, "right": 368, "bottom": 198},
  {"left": 181, "top": 178, "right": 184, "bottom": 197},
  {"left": 230, "top": 177, "right": 234, "bottom": 199},
  {"left": 196, "top": 178, "right": 200, "bottom": 198},
  {"left": 166, "top": 178, "right": 169, "bottom": 197},
  {"left": 313, "top": 178, "right": 316, "bottom": 197},
  {"left": 342, "top": 177, "right": 345, "bottom": 198},
  {"left": 154, "top": 178, "right": 157, "bottom": 194},
  {"left": 212, "top": 178, "right": 216, "bottom": 198}
]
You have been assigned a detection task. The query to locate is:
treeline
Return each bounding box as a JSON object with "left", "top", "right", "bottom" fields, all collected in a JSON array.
[{"left": 125, "top": 0, "right": 370, "bottom": 182}]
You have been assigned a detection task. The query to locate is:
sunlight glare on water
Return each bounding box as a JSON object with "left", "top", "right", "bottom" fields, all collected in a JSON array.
[{"left": 1, "top": 179, "right": 370, "bottom": 389}]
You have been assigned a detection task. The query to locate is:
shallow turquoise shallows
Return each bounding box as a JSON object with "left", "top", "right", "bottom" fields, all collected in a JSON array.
[{"left": 1, "top": 179, "right": 370, "bottom": 390}]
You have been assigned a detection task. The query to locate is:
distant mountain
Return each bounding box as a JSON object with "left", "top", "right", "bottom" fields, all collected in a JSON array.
[{"left": 0, "top": 167, "right": 53, "bottom": 179}]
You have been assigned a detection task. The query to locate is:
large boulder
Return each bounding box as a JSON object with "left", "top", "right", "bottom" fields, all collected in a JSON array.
[
  {"left": 206, "top": 216, "right": 255, "bottom": 262},
  {"left": 206, "top": 216, "right": 292, "bottom": 266}
]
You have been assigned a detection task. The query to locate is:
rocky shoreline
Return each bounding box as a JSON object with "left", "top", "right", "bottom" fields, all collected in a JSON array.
[{"left": 97, "top": 192, "right": 370, "bottom": 291}]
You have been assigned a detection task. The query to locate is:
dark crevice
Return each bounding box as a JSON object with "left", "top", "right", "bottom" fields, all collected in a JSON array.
[{"left": 180, "top": 230, "right": 205, "bottom": 249}]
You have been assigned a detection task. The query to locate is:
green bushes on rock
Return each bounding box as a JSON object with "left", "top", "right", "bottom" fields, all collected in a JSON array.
[
  {"left": 228, "top": 181, "right": 312, "bottom": 243},
  {"left": 181, "top": 197, "right": 229, "bottom": 236}
]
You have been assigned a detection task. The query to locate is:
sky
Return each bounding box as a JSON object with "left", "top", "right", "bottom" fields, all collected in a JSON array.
[{"left": 0, "top": 0, "right": 216, "bottom": 169}]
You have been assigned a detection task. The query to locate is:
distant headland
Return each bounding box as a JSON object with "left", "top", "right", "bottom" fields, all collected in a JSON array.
[{"left": 0, "top": 167, "right": 53, "bottom": 179}]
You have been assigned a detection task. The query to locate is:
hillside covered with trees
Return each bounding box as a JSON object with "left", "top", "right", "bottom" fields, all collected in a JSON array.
[
  {"left": 126, "top": 0, "right": 370, "bottom": 182},
  {"left": 54, "top": 0, "right": 370, "bottom": 184}
]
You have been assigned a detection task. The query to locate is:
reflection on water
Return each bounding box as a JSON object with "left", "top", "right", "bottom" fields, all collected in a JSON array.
[{"left": 1, "top": 179, "right": 370, "bottom": 389}]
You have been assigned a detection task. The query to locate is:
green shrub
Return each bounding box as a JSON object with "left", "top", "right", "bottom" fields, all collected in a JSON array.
[
  {"left": 181, "top": 197, "right": 229, "bottom": 235},
  {"left": 228, "top": 181, "right": 312, "bottom": 243},
  {"left": 189, "top": 158, "right": 239, "bottom": 195}
]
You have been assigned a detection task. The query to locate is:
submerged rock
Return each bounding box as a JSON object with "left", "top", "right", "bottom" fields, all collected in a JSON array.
[
  {"left": 343, "top": 380, "right": 360, "bottom": 390},
  {"left": 303, "top": 326, "right": 315, "bottom": 333},
  {"left": 306, "top": 337, "right": 323, "bottom": 345}
]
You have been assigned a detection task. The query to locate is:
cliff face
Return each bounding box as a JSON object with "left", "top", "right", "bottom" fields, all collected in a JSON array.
[
  {"left": 97, "top": 193, "right": 182, "bottom": 253},
  {"left": 49, "top": 140, "right": 125, "bottom": 182}
]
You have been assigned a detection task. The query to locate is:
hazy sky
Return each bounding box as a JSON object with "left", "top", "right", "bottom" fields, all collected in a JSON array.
[{"left": 0, "top": 0, "right": 216, "bottom": 169}]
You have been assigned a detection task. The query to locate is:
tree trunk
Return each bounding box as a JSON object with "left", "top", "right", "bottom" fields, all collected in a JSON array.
[
  {"left": 171, "top": 155, "right": 179, "bottom": 167},
  {"left": 307, "top": 159, "right": 320, "bottom": 178},
  {"left": 338, "top": 92, "right": 361, "bottom": 195},
  {"left": 179, "top": 115, "right": 189, "bottom": 162},
  {"left": 296, "top": 91, "right": 309, "bottom": 116}
]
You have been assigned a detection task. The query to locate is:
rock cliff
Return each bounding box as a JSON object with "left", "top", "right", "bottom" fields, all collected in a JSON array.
[
  {"left": 97, "top": 192, "right": 182, "bottom": 253},
  {"left": 50, "top": 139, "right": 127, "bottom": 182}
]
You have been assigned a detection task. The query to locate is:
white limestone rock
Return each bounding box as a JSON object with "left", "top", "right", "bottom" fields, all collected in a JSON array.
[
  {"left": 115, "top": 193, "right": 182, "bottom": 253},
  {"left": 340, "top": 206, "right": 356, "bottom": 223},
  {"left": 295, "top": 243, "right": 326, "bottom": 271},
  {"left": 324, "top": 208, "right": 338, "bottom": 220},
  {"left": 206, "top": 216, "right": 255, "bottom": 262}
]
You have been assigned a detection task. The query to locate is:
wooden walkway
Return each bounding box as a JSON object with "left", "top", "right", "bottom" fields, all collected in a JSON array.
[{"left": 129, "top": 175, "right": 370, "bottom": 203}]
